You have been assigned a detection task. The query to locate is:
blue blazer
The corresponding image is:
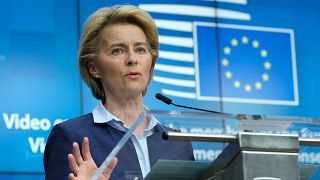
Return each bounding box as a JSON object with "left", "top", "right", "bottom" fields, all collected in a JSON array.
[{"left": 44, "top": 113, "right": 194, "bottom": 180}]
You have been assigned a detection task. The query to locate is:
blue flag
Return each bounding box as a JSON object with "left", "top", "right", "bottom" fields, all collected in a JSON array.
[{"left": 194, "top": 23, "right": 298, "bottom": 105}]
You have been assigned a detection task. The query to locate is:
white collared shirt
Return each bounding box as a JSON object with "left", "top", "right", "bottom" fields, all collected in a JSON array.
[{"left": 92, "top": 101, "right": 159, "bottom": 178}]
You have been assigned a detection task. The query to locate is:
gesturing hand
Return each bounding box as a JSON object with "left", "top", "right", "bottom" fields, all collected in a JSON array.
[{"left": 67, "top": 137, "right": 118, "bottom": 180}]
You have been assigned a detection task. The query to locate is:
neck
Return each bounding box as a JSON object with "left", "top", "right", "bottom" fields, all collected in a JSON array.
[{"left": 104, "top": 93, "right": 144, "bottom": 128}]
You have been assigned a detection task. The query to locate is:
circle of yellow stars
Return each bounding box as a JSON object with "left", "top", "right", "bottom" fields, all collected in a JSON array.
[{"left": 221, "top": 36, "right": 272, "bottom": 93}]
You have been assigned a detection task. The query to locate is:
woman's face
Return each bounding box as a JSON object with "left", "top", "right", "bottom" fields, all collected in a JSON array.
[{"left": 90, "top": 23, "right": 152, "bottom": 98}]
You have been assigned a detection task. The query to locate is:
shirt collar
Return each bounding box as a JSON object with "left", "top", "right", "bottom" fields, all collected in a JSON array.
[
  {"left": 92, "top": 101, "right": 160, "bottom": 129},
  {"left": 92, "top": 101, "right": 121, "bottom": 123}
]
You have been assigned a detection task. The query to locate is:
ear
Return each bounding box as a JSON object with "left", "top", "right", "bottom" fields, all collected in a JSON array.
[{"left": 88, "top": 62, "right": 101, "bottom": 78}]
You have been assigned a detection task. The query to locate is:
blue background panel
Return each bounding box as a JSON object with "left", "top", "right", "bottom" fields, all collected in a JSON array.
[
  {"left": 0, "top": 0, "right": 79, "bottom": 173},
  {"left": 0, "top": 0, "right": 320, "bottom": 179}
]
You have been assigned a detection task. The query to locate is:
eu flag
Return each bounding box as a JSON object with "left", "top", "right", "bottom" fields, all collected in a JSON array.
[{"left": 194, "top": 23, "right": 298, "bottom": 105}]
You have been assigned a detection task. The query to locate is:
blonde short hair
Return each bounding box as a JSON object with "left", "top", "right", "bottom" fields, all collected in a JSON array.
[{"left": 78, "top": 5, "right": 159, "bottom": 102}]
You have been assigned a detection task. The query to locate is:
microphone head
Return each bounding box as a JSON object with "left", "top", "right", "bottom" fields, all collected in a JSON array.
[{"left": 155, "top": 93, "right": 172, "bottom": 105}]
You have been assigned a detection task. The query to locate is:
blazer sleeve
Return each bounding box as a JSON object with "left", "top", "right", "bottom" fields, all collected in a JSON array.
[
  {"left": 186, "top": 140, "right": 195, "bottom": 161},
  {"left": 44, "top": 123, "right": 74, "bottom": 180}
]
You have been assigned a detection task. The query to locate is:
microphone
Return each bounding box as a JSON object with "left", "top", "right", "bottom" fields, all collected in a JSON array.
[{"left": 155, "top": 93, "right": 222, "bottom": 114}]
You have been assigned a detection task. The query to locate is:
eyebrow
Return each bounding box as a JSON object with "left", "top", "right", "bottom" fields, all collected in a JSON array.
[
  {"left": 134, "top": 42, "right": 148, "bottom": 47},
  {"left": 107, "top": 42, "right": 148, "bottom": 49}
]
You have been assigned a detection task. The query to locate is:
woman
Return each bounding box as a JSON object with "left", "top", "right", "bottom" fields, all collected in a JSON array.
[{"left": 44, "top": 5, "right": 194, "bottom": 180}]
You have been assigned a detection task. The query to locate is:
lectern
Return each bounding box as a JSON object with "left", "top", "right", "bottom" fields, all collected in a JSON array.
[{"left": 145, "top": 111, "right": 320, "bottom": 180}]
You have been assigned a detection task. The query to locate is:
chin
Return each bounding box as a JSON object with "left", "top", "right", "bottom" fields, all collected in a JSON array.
[{"left": 125, "top": 88, "right": 144, "bottom": 96}]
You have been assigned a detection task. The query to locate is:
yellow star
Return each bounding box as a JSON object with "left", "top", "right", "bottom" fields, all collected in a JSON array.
[
  {"left": 255, "top": 82, "right": 262, "bottom": 90},
  {"left": 231, "top": 38, "right": 238, "bottom": 46},
  {"left": 224, "top": 47, "right": 231, "bottom": 55},
  {"left": 252, "top": 40, "right": 259, "bottom": 48},
  {"left": 244, "top": 84, "right": 252, "bottom": 92},
  {"left": 221, "top": 58, "right": 229, "bottom": 66},
  {"left": 225, "top": 71, "right": 232, "bottom": 79},
  {"left": 241, "top": 36, "right": 249, "bottom": 44},
  {"left": 261, "top": 49, "right": 268, "bottom": 57},
  {"left": 262, "top": 73, "right": 269, "bottom": 81},
  {"left": 264, "top": 61, "right": 272, "bottom": 70},
  {"left": 234, "top": 80, "right": 241, "bottom": 88}
]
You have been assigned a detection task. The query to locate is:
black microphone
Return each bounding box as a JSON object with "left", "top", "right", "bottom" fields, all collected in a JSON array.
[
  {"left": 155, "top": 93, "right": 172, "bottom": 105},
  {"left": 155, "top": 93, "right": 222, "bottom": 114}
]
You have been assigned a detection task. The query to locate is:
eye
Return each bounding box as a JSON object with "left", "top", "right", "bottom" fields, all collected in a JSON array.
[
  {"left": 111, "top": 48, "right": 124, "bottom": 56},
  {"left": 136, "top": 47, "right": 147, "bottom": 54}
]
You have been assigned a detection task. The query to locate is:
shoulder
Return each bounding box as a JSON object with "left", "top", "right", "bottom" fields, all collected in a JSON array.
[
  {"left": 148, "top": 124, "right": 195, "bottom": 162},
  {"left": 44, "top": 114, "right": 94, "bottom": 178},
  {"left": 154, "top": 123, "right": 181, "bottom": 133},
  {"left": 57, "top": 113, "right": 94, "bottom": 128},
  {"left": 163, "top": 126, "right": 181, "bottom": 132},
  {"left": 47, "top": 113, "right": 95, "bottom": 143}
]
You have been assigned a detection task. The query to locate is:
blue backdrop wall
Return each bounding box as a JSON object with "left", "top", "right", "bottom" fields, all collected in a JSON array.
[{"left": 1, "top": 0, "right": 320, "bottom": 179}]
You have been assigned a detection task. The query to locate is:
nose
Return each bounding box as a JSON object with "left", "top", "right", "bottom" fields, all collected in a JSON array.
[{"left": 126, "top": 50, "right": 138, "bottom": 66}]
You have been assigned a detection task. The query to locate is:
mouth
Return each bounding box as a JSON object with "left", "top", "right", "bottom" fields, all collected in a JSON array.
[{"left": 125, "top": 72, "right": 142, "bottom": 79}]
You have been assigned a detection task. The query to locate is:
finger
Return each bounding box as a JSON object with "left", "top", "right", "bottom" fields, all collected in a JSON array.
[
  {"left": 101, "top": 157, "right": 118, "bottom": 179},
  {"left": 82, "top": 137, "right": 93, "bottom": 161},
  {"left": 68, "top": 173, "right": 76, "bottom": 180},
  {"left": 108, "top": 157, "right": 118, "bottom": 170},
  {"left": 72, "top": 142, "right": 83, "bottom": 165},
  {"left": 67, "top": 154, "right": 78, "bottom": 174}
]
